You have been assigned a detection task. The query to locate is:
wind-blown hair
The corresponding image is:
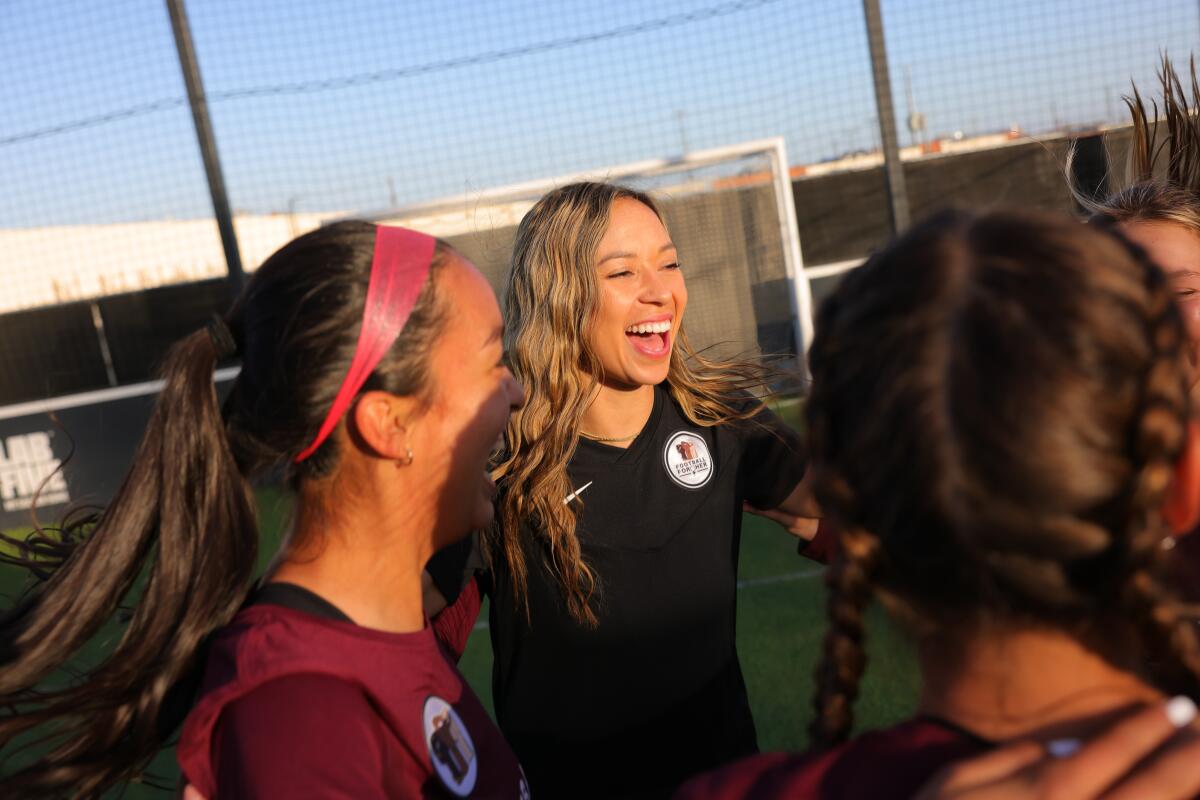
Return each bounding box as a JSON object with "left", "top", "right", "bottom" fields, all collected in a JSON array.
[
  {"left": 0, "top": 221, "right": 451, "bottom": 796},
  {"left": 490, "top": 181, "right": 775, "bottom": 626},
  {"left": 1072, "top": 56, "right": 1200, "bottom": 233},
  {"left": 805, "top": 209, "right": 1200, "bottom": 749}
]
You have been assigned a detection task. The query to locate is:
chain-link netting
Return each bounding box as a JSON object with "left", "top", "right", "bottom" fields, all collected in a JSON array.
[{"left": 2, "top": 0, "right": 1199, "bottom": 403}]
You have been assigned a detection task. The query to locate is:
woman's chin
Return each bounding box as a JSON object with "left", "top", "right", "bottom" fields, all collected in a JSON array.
[
  {"left": 632, "top": 367, "right": 671, "bottom": 387},
  {"left": 469, "top": 498, "right": 496, "bottom": 531},
  {"left": 607, "top": 360, "right": 671, "bottom": 388}
]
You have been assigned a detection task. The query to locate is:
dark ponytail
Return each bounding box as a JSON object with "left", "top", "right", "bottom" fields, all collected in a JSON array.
[
  {"left": 0, "top": 330, "right": 256, "bottom": 795},
  {"left": 0, "top": 221, "right": 450, "bottom": 796}
]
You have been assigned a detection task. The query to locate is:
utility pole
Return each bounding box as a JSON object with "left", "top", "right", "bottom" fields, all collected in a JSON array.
[
  {"left": 863, "top": 0, "right": 910, "bottom": 233},
  {"left": 166, "top": 0, "right": 245, "bottom": 295},
  {"left": 904, "top": 66, "right": 926, "bottom": 146}
]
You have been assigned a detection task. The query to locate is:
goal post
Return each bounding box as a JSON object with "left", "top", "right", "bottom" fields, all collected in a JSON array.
[{"left": 348, "top": 137, "right": 814, "bottom": 381}]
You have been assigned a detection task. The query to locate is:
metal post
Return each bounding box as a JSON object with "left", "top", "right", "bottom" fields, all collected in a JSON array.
[
  {"left": 89, "top": 302, "right": 119, "bottom": 387},
  {"left": 863, "top": 0, "right": 911, "bottom": 233},
  {"left": 166, "top": 0, "right": 245, "bottom": 294},
  {"left": 768, "top": 139, "right": 813, "bottom": 380}
]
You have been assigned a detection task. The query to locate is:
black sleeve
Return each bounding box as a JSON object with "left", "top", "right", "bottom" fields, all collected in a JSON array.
[
  {"left": 735, "top": 401, "right": 807, "bottom": 510},
  {"left": 426, "top": 532, "right": 480, "bottom": 606}
]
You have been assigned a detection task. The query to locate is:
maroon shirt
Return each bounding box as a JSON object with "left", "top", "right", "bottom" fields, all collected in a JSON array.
[
  {"left": 673, "top": 717, "right": 988, "bottom": 800},
  {"left": 177, "top": 579, "right": 528, "bottom": 798},
  {"left": 799, "top": 518, "right": 835, "bottom": 565}
]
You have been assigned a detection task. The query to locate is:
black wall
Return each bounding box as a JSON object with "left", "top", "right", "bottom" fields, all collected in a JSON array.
[
  {"left": 0, "top": 132, "right": 1105, "bottom": 407},
  {"left": 0, "top": 279, "right": 234, "bottom": 405},
  {"left": 0, "top": 374, "right": 237, "bottom": 530}
]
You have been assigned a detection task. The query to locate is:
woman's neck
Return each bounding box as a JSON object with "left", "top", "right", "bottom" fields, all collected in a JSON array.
[
  {"left": 271, "top": 473, "right": 433, "bottom": 634},
  {"left": 580, "top": 382, "right": 656, "bottom": 449},
  {"left": 917, "top": 626, "right": 1161, "bottom": 743}
]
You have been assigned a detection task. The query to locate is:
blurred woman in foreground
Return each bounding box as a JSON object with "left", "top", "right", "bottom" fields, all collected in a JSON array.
[{"left": 678, "top": 209, "right": 1200, "bottom": 798}]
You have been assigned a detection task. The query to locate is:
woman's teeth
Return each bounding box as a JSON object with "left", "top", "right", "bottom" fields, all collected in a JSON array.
[{"left": 625, "top": 321, "right": 671, "bottom": 334}]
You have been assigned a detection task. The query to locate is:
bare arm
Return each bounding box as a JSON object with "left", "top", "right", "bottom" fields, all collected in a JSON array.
[{"left": 745, "top": 471, "right": 820, "bottom": 541}]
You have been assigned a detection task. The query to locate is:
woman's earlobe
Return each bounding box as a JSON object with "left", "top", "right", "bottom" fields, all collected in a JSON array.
[
  {"left": 351, "top": 391, "right": 414, "bottom": 461},
  {"left": 1164, "top": 420, "right": 1200, "bottom": 535}
]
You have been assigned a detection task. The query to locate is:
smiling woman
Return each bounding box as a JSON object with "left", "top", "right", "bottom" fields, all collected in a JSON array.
[
  {"left": 0, "top": 222, "right": 530, "bottom": 798},
  {"left": 590, "top": 199, "right": 687, "bottom": 383},
  {"left": 435, "top": 181, "right": 826, "bottom": 799}
]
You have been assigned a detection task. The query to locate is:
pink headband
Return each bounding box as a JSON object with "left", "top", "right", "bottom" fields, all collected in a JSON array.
[{"left": 294, "top": 226, "right": 437, "bottom": 463}]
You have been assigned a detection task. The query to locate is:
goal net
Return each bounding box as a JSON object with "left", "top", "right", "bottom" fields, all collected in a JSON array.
[{"left": 355, "top": 138, "right": 813, "bottom": 376}]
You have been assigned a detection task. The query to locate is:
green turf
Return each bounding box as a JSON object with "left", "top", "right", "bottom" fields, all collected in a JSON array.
[
  {"left": 456, "top": 513, "right": 919, "bottom": 753},
  {"left": 0, "top": 437, "right": 922, "bottom": 794}
]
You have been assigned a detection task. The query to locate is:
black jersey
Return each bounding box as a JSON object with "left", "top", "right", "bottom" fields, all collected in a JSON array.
[{"left": 483, "top": 383, "right": 806, "bottom": 799}]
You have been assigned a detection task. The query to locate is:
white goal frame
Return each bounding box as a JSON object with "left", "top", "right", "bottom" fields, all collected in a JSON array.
[{"left": 347, "top": 137, "right": 815, "bottom": 374}]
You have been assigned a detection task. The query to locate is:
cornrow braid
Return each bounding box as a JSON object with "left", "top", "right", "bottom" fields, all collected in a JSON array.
[
  {"left": 808, "top": 525, "right": 882, "bottom": 748},
  {"left": 1104, "top": 221, "right": 1200, "bottom": 696},
  {"left": 803, "top": 272, "right": 885, "bottom": 749}
]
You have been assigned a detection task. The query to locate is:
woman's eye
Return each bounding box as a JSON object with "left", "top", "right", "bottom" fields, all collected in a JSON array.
[
  {"left": 607, "top": 270, "right": 633, "bottom": 278},
  {"left": 663, "top": 262, "right": 681, "bottom": 271}
]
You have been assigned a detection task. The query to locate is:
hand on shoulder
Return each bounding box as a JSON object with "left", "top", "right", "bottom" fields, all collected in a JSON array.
[{"left": 916, "top": 697, "right": 1200, "bottom": 799}]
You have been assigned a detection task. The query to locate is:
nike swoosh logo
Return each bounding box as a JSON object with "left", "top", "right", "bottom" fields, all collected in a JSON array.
[{"left": 563, "top": 481, "right": 594, "bottom": 505}]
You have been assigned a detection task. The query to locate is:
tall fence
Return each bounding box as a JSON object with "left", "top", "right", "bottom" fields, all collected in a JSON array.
[{"left": 2, "top": 0, "right": 1198, "bottom": 408}]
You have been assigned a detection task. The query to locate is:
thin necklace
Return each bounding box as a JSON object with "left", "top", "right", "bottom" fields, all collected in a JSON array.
[{"left": 580, "top": 430, "right": 639, "bottom": 443}]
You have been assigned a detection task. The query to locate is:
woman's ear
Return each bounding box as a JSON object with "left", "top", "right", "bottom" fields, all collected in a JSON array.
[
  {"left": 351, "top": 391, "right": 415, "bottom": 461},
  {"left": 1164, "top": 420, "right": 1200, "bottom": 535}
]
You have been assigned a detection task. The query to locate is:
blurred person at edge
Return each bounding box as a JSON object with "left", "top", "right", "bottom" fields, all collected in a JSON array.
[
  {"left": 1074, "top": 57, "right": 1200, "bottom": 393},
  {"left": 430, "top": 181, "right": 828, "bottom": 799},
  {"left": 675, "top": 210, "right": 1200, "bottom": 799},
  {"left": 1073, "top": 56, "right": 1200, "bottom": 585},
  {"left": 0, "top": 222, "right": 531, "bottom": 798}
]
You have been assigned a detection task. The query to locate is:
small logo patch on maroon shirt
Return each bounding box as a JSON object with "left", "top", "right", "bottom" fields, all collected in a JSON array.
[{"left": 423, "top": 696, "right": 477, "bottom": 796}]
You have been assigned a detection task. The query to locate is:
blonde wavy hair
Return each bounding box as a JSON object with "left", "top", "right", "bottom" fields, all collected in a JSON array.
[
  {"left": 489, "top": 181, "right": 776, "bottom": 626},
  {"left": 1071, "top": 56, "right": 1200, "bottom": 233}
]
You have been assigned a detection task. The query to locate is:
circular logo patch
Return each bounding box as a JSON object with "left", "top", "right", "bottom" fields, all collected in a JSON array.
[
  {"left": 663, "top": 431, "right": 714, "bottom": 489},
  {"left": 423, "top": 696, "right": 478, "bottom": 796}
]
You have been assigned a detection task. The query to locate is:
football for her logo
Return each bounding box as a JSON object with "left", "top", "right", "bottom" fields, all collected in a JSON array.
[{"left": 663, "top": 431, "right": 713, "bottom": 489}]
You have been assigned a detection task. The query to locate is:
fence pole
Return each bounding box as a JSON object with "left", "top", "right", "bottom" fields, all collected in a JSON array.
[
  {"left": 166, "top": 0, "right": 245, "bottom": 294},
  {"left": 88, "top": 302, "right": 118, "bottom": 387},
  {"left": 863, "top": 0, "right": 911, "bottom": 233}
]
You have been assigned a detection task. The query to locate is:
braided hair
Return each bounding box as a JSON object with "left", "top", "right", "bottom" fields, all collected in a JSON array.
[{"left": 806, "top": 209, "right": 1200, "bottom": 748}]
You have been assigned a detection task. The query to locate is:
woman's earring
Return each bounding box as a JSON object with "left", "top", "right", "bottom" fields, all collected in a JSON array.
[{"left": 404, "top": 447, "right": 414, "bottom": 466}]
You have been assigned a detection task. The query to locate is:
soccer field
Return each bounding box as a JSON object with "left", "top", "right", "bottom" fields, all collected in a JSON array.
[
  {"left": 0, "top": 454, "right": 920, "bottom": 795},
  {"left": 456, "top": 510, "right": 921, "bottom": 752}
]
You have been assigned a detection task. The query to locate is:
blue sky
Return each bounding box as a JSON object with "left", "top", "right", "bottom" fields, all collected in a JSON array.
[{"left": 1, "top": 0, "right": 1198, "bottom": 227}]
